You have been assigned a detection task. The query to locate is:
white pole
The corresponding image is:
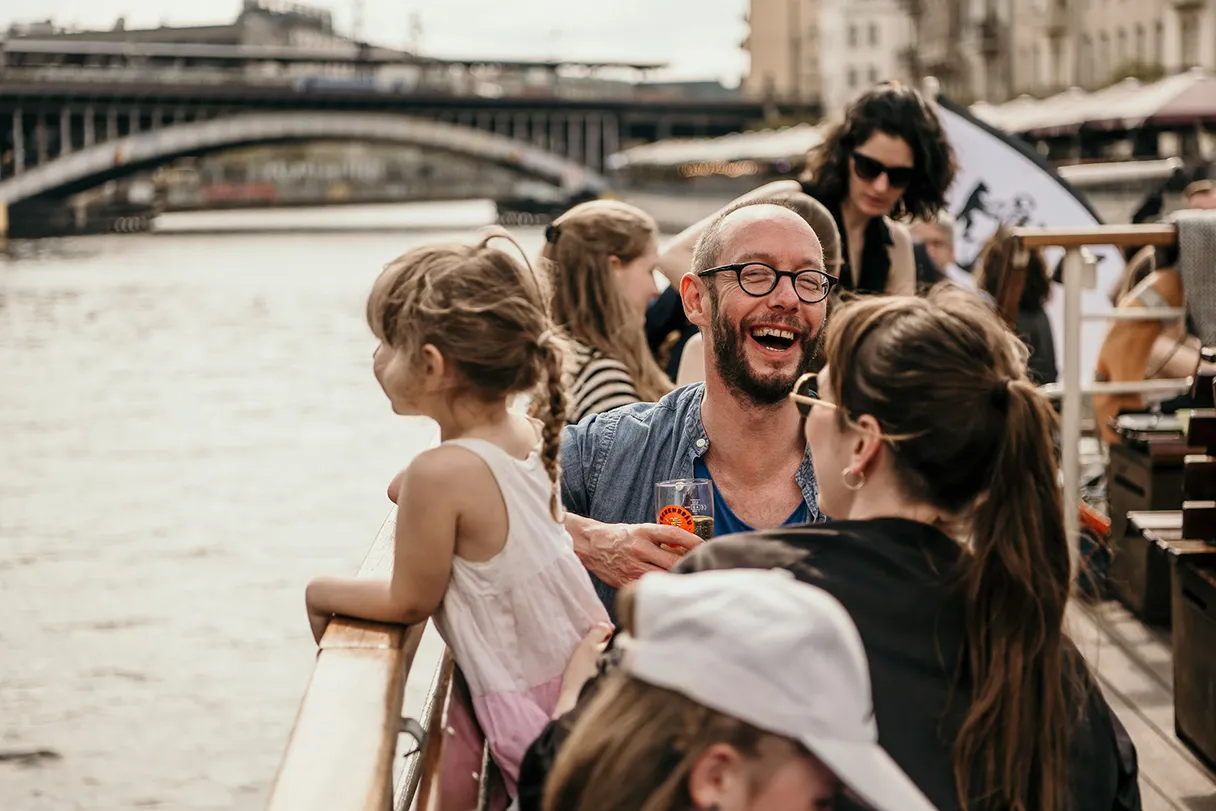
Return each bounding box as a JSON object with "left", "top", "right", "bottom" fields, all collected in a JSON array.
[{"left": 1061, "top": 246, "right": 1083, "bottom": 569}]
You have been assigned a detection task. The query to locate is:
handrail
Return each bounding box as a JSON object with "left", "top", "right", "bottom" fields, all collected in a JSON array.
[
  {"left": 266, "top": 510, "right": 444, "bottom": 811},
  {"left": 1012, "top": 223, "right": 1177, "bottom": 249}
]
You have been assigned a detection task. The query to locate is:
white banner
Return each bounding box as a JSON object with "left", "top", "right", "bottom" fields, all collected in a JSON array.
[{"left": 934, "top": 96, "right": 1124, "bottom": 382}]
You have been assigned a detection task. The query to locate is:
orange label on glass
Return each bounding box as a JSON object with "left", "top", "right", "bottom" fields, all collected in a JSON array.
[{"left": 658, "top": 505, "right": 695, "bottom": 533}]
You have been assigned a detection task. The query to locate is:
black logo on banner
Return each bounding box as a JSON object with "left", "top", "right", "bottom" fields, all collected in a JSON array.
[{"left": 953, "top": 181, "right": 1042, "bottom": 272}]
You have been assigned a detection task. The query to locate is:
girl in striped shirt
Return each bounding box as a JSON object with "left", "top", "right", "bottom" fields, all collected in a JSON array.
[{"left": 540, "top": 201, "right": 674, "bottom": 423}]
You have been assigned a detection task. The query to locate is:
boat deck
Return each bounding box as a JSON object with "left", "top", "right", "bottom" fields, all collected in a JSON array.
[{"left": 1072, "top": 599, "right": 1216, "bottom": 809}]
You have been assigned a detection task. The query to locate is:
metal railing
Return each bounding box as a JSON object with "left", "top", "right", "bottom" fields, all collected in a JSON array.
[{"left": 1012, "top": 224, "right": 1181, "bottom": 551}]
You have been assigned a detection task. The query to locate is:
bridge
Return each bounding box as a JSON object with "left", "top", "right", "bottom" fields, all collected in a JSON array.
[{"left": 0, "top": 40, "right": 818, "bottom": 211}]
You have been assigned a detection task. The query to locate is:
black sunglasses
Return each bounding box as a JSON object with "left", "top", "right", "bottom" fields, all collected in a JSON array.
[
  {"left": 697, "top": 262, "right": 838, "bottom": 305},
  {"left": 851, "top": 152, "right": 915, "bottom": 189}
]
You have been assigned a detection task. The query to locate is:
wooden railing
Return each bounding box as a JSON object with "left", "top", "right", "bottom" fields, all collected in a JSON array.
[{"left": 265, "top": 511, "right": 453, "bottom": 811}]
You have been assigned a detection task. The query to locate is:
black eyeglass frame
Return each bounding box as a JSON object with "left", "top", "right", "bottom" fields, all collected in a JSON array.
[{"left": 696, "top": 262, "right": 839, "bottom": 304}]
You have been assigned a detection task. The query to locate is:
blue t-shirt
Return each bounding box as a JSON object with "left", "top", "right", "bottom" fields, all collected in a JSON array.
[{"left": 693, "top": 457, "right": 810, "bottom": 536}]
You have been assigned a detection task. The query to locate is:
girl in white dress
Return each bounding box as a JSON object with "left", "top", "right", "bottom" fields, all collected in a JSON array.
[{"left": 305, "top": 231, "right": 610, "bottom": 799}]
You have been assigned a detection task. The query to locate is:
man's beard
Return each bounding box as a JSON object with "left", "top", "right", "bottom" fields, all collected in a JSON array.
[{"left": 709, "top": 296, "right": 822, "bottom": 406}]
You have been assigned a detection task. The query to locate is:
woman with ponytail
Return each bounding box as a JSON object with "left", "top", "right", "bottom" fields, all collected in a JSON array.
[{"left": 515, "top": 286, "right": 1140, "bottom": 811}]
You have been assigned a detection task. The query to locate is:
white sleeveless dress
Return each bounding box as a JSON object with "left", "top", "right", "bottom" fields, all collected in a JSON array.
[{"left": 431, "top": 437, "right": 608, "bottom": 796}]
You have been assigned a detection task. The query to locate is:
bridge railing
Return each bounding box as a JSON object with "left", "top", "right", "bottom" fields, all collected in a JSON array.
[{"left": 265, "top": 510, "right": 453, "bottom": 811}]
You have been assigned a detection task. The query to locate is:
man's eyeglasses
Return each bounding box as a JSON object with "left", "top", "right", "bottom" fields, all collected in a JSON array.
[
  {"left": 850, "top": 152, "right": 915, "bottom": 189},
  {"left": 788, "top": 372, "right": 837, "bottom": 418},
  {"left": 697, "top": 262, "right": 838, "bottom": 305}
]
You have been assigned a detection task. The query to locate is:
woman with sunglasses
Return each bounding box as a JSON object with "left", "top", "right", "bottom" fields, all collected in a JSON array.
[{"left": 801, "top": 82, "right": 957, "bottom": 297}]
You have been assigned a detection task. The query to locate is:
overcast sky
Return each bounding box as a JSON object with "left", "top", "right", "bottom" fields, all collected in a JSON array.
[{"left": 1, "top": 0, "right": 751, "bottom": 84}]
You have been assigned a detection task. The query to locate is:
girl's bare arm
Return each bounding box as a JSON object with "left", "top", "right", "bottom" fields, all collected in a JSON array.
[{"left": 305, "top": 448, "right": 460, "bottom": 643}]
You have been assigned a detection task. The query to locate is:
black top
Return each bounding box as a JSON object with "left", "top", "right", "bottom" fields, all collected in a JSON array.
[
  {"left": 1015, "top": 305, "right": 1059, "bottom": 385},
  {"left": 801, "top": 181, "right": 896, "bottom": 295},
  {"left": 644, "top": 285, "right": 697, "bottom": 380},
  {"left": 517, "top": 518, "right": 1140, "bottom": 811}
]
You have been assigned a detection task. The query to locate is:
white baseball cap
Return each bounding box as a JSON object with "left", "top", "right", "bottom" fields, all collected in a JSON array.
[{"left": 616, "top": 568, "right": 938, "bottom": 811}]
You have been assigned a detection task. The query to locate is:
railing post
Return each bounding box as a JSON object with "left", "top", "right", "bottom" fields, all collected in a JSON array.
[
  {"left": 1060, "top": 246, "right": 1087, "bottom": 569},
  {"left": 602, "top": 113, "right": 620, "bottom": 171},
  {"left": 12, "top": 109, "right": 24, "bottom": 175},
  {"left": 35, "top": 113, "right": 48, "bottom": 165},
  {"left": 83, "top": 105, "right": 95, "bottom": 147},
  {"left": 585, "top": 113, "right": 602, "bottom": 171},
  {"left": 567, "top": 113, "right": 584, "bottom": 164},
  {"left": 59, "top": 106, "right": 72, "bottom": 156}
]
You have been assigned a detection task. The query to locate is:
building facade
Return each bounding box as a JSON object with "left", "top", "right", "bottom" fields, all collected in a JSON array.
[
  {"left": 745, "top": 0, "right": 1216, "bottom": 107},
  {"left": 819, "top": 0, "right": 914, "bottom": 114},
  {"left": 742, "top": 0, "right": 824, "bottom": 103}
]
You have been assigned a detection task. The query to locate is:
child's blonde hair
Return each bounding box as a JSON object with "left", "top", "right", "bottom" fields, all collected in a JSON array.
[{"left": 367, "top": 230, "right": 567, "bottom": 520}]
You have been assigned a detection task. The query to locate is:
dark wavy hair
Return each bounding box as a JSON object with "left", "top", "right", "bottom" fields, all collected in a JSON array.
[{"left": 802, "top": 82, "right": 957, "bottom": 222}]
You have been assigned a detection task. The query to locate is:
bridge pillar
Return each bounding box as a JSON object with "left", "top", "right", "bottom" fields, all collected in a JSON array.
[
  {"left": 513, "top": 113, "right": 529, "bottom": 142},
  {"left": 83, "top": 105, "right": 96, "bottom": 147},
  {"left": 11, "top": 110, "right": 24, "bottom": 176},
  {"left": 585, "top": 114, "right": 602, "bottom": 171},
  {"left": 532, "top": 113, "right": 547, "bottom": 150},
  {"left": 549, "top": 116, "right": 565, "bottom": 156},
  {"left": 127, "top": 108, "right": 139, "bottom": 136},
  {"left": 35, "top": 114, "right": 48, "bottom": 165},
  {"left": 106, "top": 107, "right": 118, "bottom": 141},
  {"left": 567, "top": 114, "right": 584, "bottom": 164},
  {"left": 59, "top": 106, "right": 71, "bottom": 157},
  {"left": 602, "top": 113, "right": 620, "bottom": 169}
]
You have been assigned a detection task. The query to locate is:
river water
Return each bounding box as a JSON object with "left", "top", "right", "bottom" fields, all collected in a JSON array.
[{"left": 0, "top": 200, "right": 540, "bottom": 810}]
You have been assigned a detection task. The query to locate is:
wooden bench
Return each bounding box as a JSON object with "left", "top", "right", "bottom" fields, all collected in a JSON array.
[
  {"left": 1114, "top": 511, "right": 1186, "bottom": 624},
  {"left": 1170, "top": 407, "right": 1216, "bottom": 770}
]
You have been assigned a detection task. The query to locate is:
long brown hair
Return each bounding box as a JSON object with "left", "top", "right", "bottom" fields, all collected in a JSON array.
[
  {"left": 366, "top": 230, "right": 567, "bottom": 519},
  {"left": 543, "top": 587, "right": 780, "bottom": 811},
  {"left": 823, "top": 287, "right": 1080, "bottom": 811},
  {"left": 542, "top": 200, "right": 673, "bottom": 401},
  {"left": 975, "top": 225, "right": 1052, "bottom": 324}
]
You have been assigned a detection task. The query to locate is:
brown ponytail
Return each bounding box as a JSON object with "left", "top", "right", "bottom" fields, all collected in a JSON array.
[
  {"left": 822, "top": 288, "right": 1082, "bottom": 811},
  {"left": 956, "top": 378, "right": 1076, "bottom": 811},
  {"left": 536, "top": 335, "right": 568, "bottom": 521}
]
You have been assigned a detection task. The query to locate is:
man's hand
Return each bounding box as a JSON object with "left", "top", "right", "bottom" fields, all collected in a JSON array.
[{"left": 567, "top": 515, "right": 704, "bottom": 588}]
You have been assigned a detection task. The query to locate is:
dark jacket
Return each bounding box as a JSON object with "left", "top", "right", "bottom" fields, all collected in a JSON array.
[{"left": 517, "top": 519, "right": 1140, "bottom": 811}]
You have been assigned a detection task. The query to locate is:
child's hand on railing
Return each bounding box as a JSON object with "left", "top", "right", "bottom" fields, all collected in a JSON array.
[{"left": 552, "top": 622, "right": 613, "bottom": 719}]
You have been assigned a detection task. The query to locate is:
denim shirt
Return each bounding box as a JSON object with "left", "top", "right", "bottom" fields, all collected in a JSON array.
[{"left": 560, "top": 382, "right": 822, "bottom": 610}]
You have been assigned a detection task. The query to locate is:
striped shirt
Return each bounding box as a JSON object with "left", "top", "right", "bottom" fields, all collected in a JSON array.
[{"left": 564, "top": 341, "right": 641, "bottom": 424}]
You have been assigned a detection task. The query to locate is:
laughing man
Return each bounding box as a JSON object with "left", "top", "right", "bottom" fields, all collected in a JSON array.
[{"left": 560, "top": 199, "right": 831, "bottom": 614}]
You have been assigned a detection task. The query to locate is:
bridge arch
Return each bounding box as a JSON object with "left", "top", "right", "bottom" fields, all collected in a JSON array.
[{"left": 0, "top": 111, "right": 610, "bottom": 205}]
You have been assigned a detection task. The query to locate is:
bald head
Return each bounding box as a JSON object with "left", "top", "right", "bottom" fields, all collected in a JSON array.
[{"left": 692, "top": 199, "right": 825, "bottom": 275}]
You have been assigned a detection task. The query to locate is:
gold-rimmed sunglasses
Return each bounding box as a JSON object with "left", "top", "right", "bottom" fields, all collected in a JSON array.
[{"left": 788, "top": 372, "right": 837, "bottom": 418}]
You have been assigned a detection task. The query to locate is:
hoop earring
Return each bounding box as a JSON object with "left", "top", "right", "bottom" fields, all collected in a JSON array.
[{"left": 842, "top": 467, "right": 866, "bottom": 491}]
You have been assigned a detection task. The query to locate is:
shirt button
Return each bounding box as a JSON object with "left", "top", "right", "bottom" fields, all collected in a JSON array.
[{"left": 696, "top": 439, "right": 707, "bottom": 449}]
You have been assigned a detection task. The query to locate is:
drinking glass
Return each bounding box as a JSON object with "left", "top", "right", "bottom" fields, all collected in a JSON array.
[{"left": 655, "top": 478, "right": 715, "bottom": 543}]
